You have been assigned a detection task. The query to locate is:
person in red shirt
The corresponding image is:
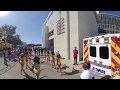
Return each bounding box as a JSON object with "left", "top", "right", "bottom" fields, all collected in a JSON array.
[{"left": 73, "top": 47, "right": 78, "bottom": 65}]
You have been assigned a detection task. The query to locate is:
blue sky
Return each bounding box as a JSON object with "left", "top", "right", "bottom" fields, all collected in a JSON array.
[
  {"left": 0, "top": 11, "right": 50, "bottom": 44},
  {"left": 0, "top": 11, "right": 119, "bottom": 44},
  {"left": 100, "top": 11, "right": 120, "bottom": 16}
]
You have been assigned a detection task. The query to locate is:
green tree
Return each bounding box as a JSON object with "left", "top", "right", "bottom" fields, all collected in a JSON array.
[
  {"left": 13, "top": 35, "right": 22, "bottom": 45},
  {"left": 0, "top": 24, "right": 16, "bottom": 38},
  {"left": 0, "top": 24, "right": 22, "bottom": 46}
]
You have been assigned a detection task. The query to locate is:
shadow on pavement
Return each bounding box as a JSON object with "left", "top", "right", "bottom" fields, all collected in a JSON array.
[
  {"left": 22, "top": 72, "right": 36, "bottom": 79},
  {"left": 39, "top": 76, "right": 48, "bottom": 79},
  {"left": 61, "top": 68, "right": 80, "bottom": 75},
  {"left": 61, "top": 64, "right": 69, "bottom": 70}
]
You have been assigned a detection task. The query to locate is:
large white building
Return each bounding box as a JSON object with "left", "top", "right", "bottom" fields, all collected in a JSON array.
[
  {"left": 42, "top": 11, "right": 98, "bottom": 61},
  {"left": 97, "top": 13, "right": 120, "bottom": 34}
]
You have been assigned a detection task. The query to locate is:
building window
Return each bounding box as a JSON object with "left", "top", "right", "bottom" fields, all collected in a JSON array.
[
  {"left": 48, "top": 30, "right": 54, "bottom": 37},
  {"left": 56, "top": 18, "right": 65, "bottom": 35}
]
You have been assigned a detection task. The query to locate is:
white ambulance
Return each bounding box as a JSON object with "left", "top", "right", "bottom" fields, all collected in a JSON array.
[{"left": 83, "top": 33, "right": 120, "bottom": 79}]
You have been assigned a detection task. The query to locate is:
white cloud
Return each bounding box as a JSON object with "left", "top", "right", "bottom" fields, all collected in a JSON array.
[
  {"left": 0, "top": 11, "right": 9, "bottom": 16},
  {"left": 96, "top": 11, "right": 99, "bottom": 14}
]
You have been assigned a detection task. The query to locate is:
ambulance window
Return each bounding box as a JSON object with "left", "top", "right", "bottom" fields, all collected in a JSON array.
[
  {"left": 90, "top": 47, "right": 96, "bottom": 57},
  {"left": 100, "top": 47, "right": 109, "bottom": 59}
]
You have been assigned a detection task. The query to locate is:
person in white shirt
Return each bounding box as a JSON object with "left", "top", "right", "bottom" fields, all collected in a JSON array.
[{"left": 80, "top": 62, "right": 94, "bottom": 79}]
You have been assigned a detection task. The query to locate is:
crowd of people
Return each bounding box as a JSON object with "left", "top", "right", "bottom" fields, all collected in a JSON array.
[
  {"left": 2, "top": 46, "right": 113, "bottom": 79},
  {"left": 18, "top": 46, "right": 113, "bottom": 79},
  {"left": 18, "top": 47, "right": 62, "bottom": 79}
]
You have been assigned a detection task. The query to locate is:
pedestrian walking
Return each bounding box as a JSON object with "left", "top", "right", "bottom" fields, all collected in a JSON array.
[
  {"left": 46, "top": 50, "right": 50, "bottom": 63},
  {"left": 56, "top": 51, "right": 61, "bottom": 74},
  {"left": 51, "top": 50, "right": 55, "bottom": 68},
  {"left": 41, "top": 48, "right": 43, "bottom": 56},
  {"left": 50, "top": 50, "right": 53, "bottom": 65},
  {"left": 80, "top": 62, "right": 94, "bottom": 79},
  {"left": 38, "top": 48, "right": 41, "bottom": 56},
  {"left": 3, "top": 48, "right": 6, "bottom": 58},
  {"left": 19, "top": 53, "right": 25, "bottom": 75},
  {"left": 8, "top": 48, "right": 12, "bottom": 61},
  {"left": 73, "top": 47, "right": 78, "bottom": 65},
  {"left": 28, "top": 51, "right": 32, "bottom": 64},
  {"left": 3, "top": 48, "right": 8, "bottom": 67},
  {"left": 25, "top": 51, "right": 29, "bottom": 69},
  {"left": 34, "top": 48, "right": 37, "bottom": 56},
  {"left": 32, "top": 56, "right": 44, "bottom": 79},
  {"left": 29, "top": 48, "right": 32, "bottom": 56},
  {"left": 44, "top": 48, "right": 47, "bottom": 59}
]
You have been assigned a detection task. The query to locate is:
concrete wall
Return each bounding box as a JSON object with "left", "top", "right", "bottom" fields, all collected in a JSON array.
[
  {"left": 42, "top": 25, "right": 45, "bottom": 48},
  {"left": 69, "top": 11, "right": 79, "bottom": 60},
  {"left": 44, "top": 26, "right": 49, "bottom": 48},
  {"left": 42, "top": 11, "right": 98, "bottom": 60},
  {"left": 44, "top": 11, "right": 69, "bottom": 59},
  {"left": 78, "top": 11, "right": 98, "bottom": 61},
  {"left": 54, "top": 11, "right": 69, "bottom": 59}
]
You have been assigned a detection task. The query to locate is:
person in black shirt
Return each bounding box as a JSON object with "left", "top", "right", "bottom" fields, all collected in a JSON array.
[
  {"left": 38, "top": 48, "right": 41, "bottom": 56},
  {"left": 41, "top": 48, "right": 43, "bottom": 56},
  {"left": 3, "top": 48, "right": 8, "bottom": 67},
  {"left": 34, "top": 48, "right": 37, "bottom": 56}
]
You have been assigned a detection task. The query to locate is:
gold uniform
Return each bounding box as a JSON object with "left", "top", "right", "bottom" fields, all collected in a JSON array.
[
  {"left": 19, "top": 56, "right": 25, "bottom": 65},
  {"left": 26, "top": 55, "right": 29, "bottom": 62},
  {"left": 33, "top": 63, "right": 41, "bottom": 74},
  {"left": 57, "top": 57, "right": 61, "bottom": 66}
]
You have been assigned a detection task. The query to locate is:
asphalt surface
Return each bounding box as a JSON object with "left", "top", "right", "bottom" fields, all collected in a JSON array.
[
  {"left": 0, "top": 54, "right": 102, "bottom": 79},
  {"left": 0, "top": 55, "right": 80, "bottom": 79}
]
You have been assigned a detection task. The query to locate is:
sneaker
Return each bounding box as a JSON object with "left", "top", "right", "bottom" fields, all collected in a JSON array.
[{"left": 73, "top": 64, "right": 75, "bottom": 65}]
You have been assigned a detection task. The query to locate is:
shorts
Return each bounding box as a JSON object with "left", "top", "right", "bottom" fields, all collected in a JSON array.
[{"left": 33, "top": 68, "right": 40, "bottom": 74}]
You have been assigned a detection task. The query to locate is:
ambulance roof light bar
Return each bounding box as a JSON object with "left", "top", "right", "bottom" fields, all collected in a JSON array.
[{"left": 96, "top": 37, "right": 99, "bottom": 42}]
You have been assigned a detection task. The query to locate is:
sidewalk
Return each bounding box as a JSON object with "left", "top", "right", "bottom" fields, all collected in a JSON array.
[
  {"left": 61, "top": 59, "right": 83, "bottom": 71},
  {"left": 60, "top": 59, "right": 101, "bottom": 79},
  {"left": 60, "top": 59, "right": 83, "bottom": 77},
  {"left": 0, "top": 57, "right": 18, "bottom": 75}
]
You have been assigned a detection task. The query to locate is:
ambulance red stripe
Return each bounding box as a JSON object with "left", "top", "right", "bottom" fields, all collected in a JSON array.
[
  {"left": 112, "top": 58, "right": 117, "bottom": 65},
  {"left": 84, "top": 54, "right": 88, "bottom": 62},
  {"left": 84, "top": 42, "right": 88, "bottom": 48},
  {"left": 111, "top": 37, "right": 120, "bottom": 49},
  {"left": 111, "top": 46, "right": 120, "bottom": 59},
  {"left": 111, "top": 67, "right": 115, "bottom": 72},
  {"left": 84, "top": 44, "right": 86, "bottom": 48},
  {"left": 84, "top": 47, "right": 88, "bottom": 55}
]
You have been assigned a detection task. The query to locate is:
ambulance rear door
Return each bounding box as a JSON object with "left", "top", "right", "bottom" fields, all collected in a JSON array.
[{"left": 89, "top": 37, "right": 111, "bottom": 76}]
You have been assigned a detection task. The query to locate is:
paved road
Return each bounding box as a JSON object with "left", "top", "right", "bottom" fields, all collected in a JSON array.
[
  {"left": 0, "top": 55, "right": 80, "bottom": 79},
  {"left": 0, "top": 55, "right": 102, "bottom": 79}
]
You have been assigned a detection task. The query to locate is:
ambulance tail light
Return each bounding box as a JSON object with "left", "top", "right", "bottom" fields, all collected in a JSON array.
[
  {"left": 104, "top": 37, "right": 109, "bottom": 42},
  {"left": 96, "top": 37, "right": 99, "bottom": 42},
  {"left": 89, "top": 39, "right": 92, "bottom": 44}
]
